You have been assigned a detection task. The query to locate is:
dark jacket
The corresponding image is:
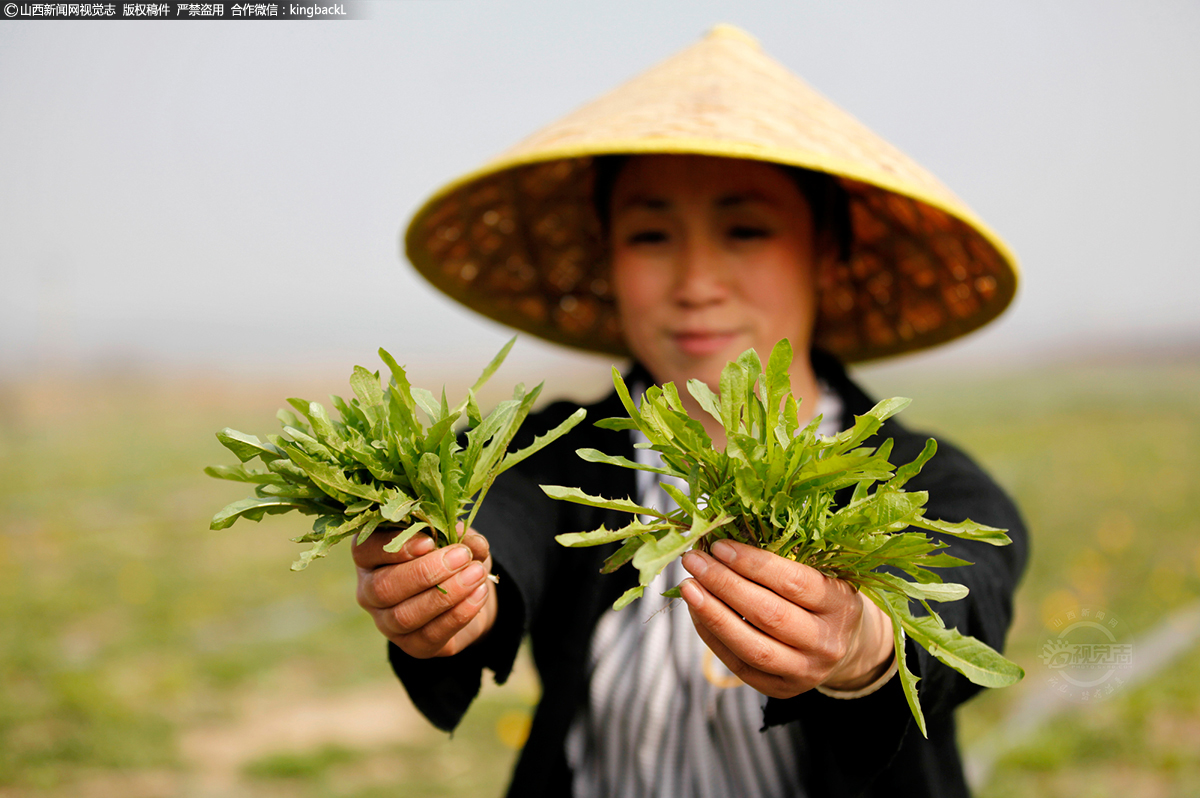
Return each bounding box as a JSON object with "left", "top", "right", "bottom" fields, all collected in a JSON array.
[{"left": 389, "top": 352, "right": 1029, "bottom": 797}]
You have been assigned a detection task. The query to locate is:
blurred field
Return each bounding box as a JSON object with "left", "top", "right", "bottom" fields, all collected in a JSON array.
[{"left": 0, "top": 354, "right": 1197, "bottom": 797}]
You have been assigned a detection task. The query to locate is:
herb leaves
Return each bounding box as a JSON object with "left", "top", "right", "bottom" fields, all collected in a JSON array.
[
  {"left": 207, "top": 338, "right": 585, "bottom": 570},
  {"left": 543, "top": 339, "right": 1022, "bottom": 735}
]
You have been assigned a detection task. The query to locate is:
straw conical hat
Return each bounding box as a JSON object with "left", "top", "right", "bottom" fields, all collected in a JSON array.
[{"left": 404, "top": 24, "right": 1019, "bottom": 362}]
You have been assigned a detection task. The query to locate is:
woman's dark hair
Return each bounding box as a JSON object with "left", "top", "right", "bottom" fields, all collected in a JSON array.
[{"left": 591, "top": 154, "right": 852, "bottom": 262}]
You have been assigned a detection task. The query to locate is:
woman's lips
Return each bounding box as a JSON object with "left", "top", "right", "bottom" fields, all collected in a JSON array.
[{"left": 672, "top": 330, "right": 741, "bottom": 357}]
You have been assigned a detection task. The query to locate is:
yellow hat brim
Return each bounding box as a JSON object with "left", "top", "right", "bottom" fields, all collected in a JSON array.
[{"left": 404, "top": 25, "right": 1019, "bottom": 362}]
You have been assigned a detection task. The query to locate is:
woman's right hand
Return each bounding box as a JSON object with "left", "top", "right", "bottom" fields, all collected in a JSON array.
[{"left": 352, "top": 527, "right": 498, "bottom": 658}]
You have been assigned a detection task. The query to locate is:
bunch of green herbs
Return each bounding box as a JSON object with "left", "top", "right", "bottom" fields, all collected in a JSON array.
[
  {"left": 543, "top": 339, "right": 1022, "bottom": 734},
  {"left": 208, "top": 339, "right": 585, "bottom": 570}
]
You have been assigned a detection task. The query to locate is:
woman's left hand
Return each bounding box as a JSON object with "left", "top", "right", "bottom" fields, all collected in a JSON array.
[{"left": 680, "top": 539, "right": 894, "bottom": 699}]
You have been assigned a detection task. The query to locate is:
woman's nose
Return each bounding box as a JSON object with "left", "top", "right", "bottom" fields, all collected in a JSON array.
[{"left": 672, "top": 236, "right": 730, "bottom": 307}]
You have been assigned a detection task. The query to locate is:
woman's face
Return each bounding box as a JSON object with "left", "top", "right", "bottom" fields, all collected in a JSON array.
[{"left": 609, "top": 154, "right": 828, "bottom": 391}]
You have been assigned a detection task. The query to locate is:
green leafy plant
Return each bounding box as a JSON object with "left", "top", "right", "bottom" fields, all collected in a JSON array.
[
  {"left": 207, "top": 338, "right": 585, "bottom": 570},
  {"left": 542, "top": 339, "right": 1022, "bottom": 735}
]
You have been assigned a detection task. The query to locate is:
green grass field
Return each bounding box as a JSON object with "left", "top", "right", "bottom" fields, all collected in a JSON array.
[{"left": 1, "top": 356, "right": 1197, "bottom": 797}]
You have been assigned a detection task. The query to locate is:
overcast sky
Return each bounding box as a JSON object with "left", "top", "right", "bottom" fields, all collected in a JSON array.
[{"left": 2, "top": 1, "right": 1198, "bottom": 382}]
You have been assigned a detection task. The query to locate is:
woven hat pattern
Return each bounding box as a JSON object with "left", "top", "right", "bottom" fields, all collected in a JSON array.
[{"left": 406, "top": 25, "right": 1018, "bottom": 362}]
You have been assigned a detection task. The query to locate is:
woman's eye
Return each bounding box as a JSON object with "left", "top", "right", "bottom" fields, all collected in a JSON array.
[
  {"left": 627, "top": 229, "right": 668, "bottom": 245},
  {"left": 729, "top": 225, "right": 770, "bottom": 240}
]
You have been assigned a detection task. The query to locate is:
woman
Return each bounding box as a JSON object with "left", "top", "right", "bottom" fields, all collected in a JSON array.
[{"left": 354, "top": 25, "right": 1027, "bottom": 797}]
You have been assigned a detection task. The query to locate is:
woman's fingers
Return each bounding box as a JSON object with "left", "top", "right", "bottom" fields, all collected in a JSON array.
[
  {"left": 351, "top": 528, "right": 435, "bottom": 570},
  {"left": 680, "top": 578, "right": 811, "bottom": 698},
  {"left": 351, "top": 523, "right": 487, "bottom": 574},
  {"left": 364, "top": 554, "right": 493, "bottom": 656},
  {"left": 357, "top": 541, "right": 475, "bottom": 609},
  {"left": 404, "top": 579, "right": 497, "bottom": 657},
  {"left": 681, "top": 549, "right": 834, "bottom": 654},
  {"left": 352, "top": 525, "right": 499, "bottom": 658},
  {"left": 379, "top": 556, "right": 491, "bottom": 630},
  {"left": 462, "top": 531, "right": 491, "bottom": 563},
  {"left": 707, "top": 540, "right": 857, "bottom": 616},
  {"left": 679, "top": 541, "right": 882, "bottom": 697}
]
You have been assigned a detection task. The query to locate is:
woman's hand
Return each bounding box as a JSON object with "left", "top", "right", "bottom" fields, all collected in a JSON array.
[
  {"left": 352, "top": 525, "right": 498, "bottom": 659},
  {"left": 680, "top": 539, "right": 893, "bottom": 698}
]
